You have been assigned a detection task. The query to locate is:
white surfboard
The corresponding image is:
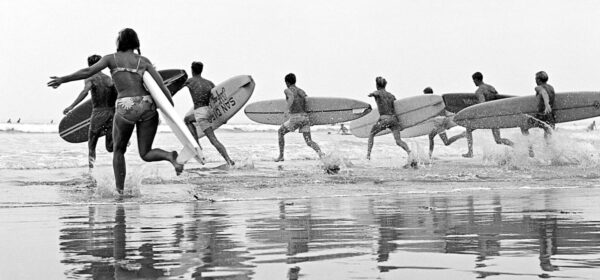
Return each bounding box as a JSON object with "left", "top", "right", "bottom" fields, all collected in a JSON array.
[
  {"left": 185, "top": 75, "right": 255, "bottom": 138},
  {"left": 350, "top": 109, "right": 456, "bottom": 138},
  {"left": 142, "top": 72, "right": 204, "bottom": 164}
]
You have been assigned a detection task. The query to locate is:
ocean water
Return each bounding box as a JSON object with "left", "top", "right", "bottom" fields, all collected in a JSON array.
[{"left": 1, "top": 120, "right": 600, "bottom": 279}]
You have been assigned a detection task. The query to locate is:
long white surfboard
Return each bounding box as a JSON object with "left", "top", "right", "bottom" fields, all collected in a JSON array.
[{"left": 142, "top": 72, "right": 204, "bottom": 164}]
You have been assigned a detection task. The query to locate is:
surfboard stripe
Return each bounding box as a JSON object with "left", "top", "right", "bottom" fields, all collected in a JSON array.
[
  {"left": 456, "top": 104, "right": 600, "bottom": 121},
  {"left": 398, "top": 101, "right": 444, "bottom": 116},
  {"left": 163, "top": 73, "right": 185, "bottom": 86},
  {"left": 59, "top": 118, "right": 91, "bottom": 136},
  {"left": 246, "top": 108, "right": 367, "bottom": 114}
]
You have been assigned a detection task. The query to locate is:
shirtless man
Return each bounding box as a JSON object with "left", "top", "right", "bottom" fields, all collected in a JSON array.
[
  {"left": 462, "top": 72, "right": 514, "bottom": 158},
  {"left": 63, "top": 55, "right": 117, "bottom": 170},
  {"left": 423, "top": 87, "right": 466, "bottom": 158},
  {"left": 274, "top": 73, "right": 324, "bottom": 162},
  {"left": 520, "top": 71, "right": 555, "bottom": 140},
  {"left": 367, "top": 77, "right": 415, "bottom": 167},
  {"left": 176, "top": 61, "right": 234, "bottom": 166}
]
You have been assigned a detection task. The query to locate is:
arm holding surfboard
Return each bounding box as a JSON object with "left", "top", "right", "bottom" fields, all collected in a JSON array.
[
  {"left": 144, "top": 58, "right": 175, "bottom": 106},
  {"left": 64, "top": 79, "right": 92, "bottom": 114}
]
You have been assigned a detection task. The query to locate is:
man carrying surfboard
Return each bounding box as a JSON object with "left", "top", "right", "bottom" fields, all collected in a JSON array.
[
  {"left": 422, "top": 88, "right": 466, "bottom": 158},
  {"left": 274, "top": 73, "right": 324, "bottom": 162},
  {"left": 462, "top": 72, "right": 514, "bottom": 158},
  {"left": 175, "top": 61, "right": 234, "bottom": 167},
  {"left": 366, "top": 77, "right": 416, "bottom": 167},
  {"left": 63, "top": 55, "right": 118, "bottom": 170},
  {"left": 520, "top": 71, "right": 555, "bottom": 140}
]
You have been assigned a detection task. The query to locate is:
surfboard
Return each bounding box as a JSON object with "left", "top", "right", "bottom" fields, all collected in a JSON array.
[
  {"left": 442, "top": 93, "right": 514, "bottom": 113},
  {"left": 350, "top": 109, "right": 457, "bottom": 138},
  {"left": 58, "top": 69, "right": 187, "bottom": 143},
  {"left": 454, "top": 91, "right": 600, "bottom": 129},
  {"left": 142, "top": 72, "right": 204, "bottom": 164},
  {"left": 349, "top": 95, "right": 445, "bottom": 138},
  {"left": 184, "top": 75, "right": 255, "bottom": 138},
  {"left": 244, "top": 97, "right": 371, "bottom": 125}
]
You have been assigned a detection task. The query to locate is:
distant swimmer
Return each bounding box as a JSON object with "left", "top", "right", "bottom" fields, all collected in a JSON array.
[
  {"left": 63, "top": 55, "right": 118, "bottom": 170},
  {"left": 175, "top": 61, "right": 234, "bottom": 167},
  {"left": 6, "top": 118, "right": 11, "bottom": 124},
  {"left": 520, "top": 71, "right": 556, "bottom": 140},
  {"left": 50, "top": 120, "right": 53, "bottom": 124},
  {"left": 274, "top": 73, "right": 324, "bottom": 162},
  {"left": 16, "top": 118, "right": 20, "bottom": 124},
  {"left": 48, "top": 28, "right": 183, "bottom": 194},
  {"left": 366, "top": 77, "right": 415, "bottom": 168},
  {"left": 338, "top": 124, "right": 350, "bottom": 135},
  {"left": 587, "top": 121, "right": 596, "bottom": 132},
  {"left": 462, "top": 72, "right": 514, "bottom": 158},
  {"left": 423, "top": 88, "right": 466, "bottom": 158}
]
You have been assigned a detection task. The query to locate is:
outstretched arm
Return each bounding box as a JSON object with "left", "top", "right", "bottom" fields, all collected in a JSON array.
[
  {"left": 145, "top": 58, "right": 175, "bottom": 106},
  {"left": 64, "top": 80, "right": 92, "bottom": 114},
  {"left": 48, "top": 56, "right": 109, "bottom": 88}
]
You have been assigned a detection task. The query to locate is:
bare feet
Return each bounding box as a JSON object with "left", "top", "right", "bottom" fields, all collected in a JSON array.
[
  {"left": 274, "top": 156, "right": 284, "bottom": 162},
  {"left": 366, "top": 155, "right": 371, "bottom": 160},
  {"left": 171, "top": 151, "right": 184, "bottom": 175},
  {"left": 462, "top": 152, "right": 473, "bottom": 158}
]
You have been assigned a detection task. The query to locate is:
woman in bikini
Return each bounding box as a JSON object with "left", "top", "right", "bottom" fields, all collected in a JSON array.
[{"left": 48, "top": 28, "right": 183, "bottom": 194}]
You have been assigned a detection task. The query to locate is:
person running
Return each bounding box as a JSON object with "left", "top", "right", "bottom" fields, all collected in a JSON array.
[
  {"left": 520, "top": 71, "right": 556, "bottom": 140},
  {"left": 366, "top": 76, "right": 415, "bottom": 167},
  {"left": 174, "top": 61, "right": 234, "bottom": 166},
  {"left": 462, "top": 72, "right": 514, "bottom": 158},
  {"left": 274, "top": 73, "right": 324, "bottom": 162},
  {"left": 63, "top": 55, "right": 118, "bottom": 170},
  {"left": 48, "top": 28, "right": 183, "bottom": 193},
  {"left": 422, "top": 87, "right": 466, "bottom": 158}
]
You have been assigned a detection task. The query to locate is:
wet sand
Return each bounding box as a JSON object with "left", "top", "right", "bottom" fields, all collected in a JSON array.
[{"left": 1, "top": 187, "right": 600, "bottom": 279}]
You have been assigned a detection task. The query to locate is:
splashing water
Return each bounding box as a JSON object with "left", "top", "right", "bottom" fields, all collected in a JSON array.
[
  {"left": 482, "top": 129, "right": 599, "bottom": 169},
  {"left": 90, "top": 166, "right": 148, "bottom": 198}
]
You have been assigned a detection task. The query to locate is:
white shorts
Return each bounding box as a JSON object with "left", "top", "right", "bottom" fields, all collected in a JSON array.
[{"left": 193, "top": 106, "right": 213, "bottom": 132}]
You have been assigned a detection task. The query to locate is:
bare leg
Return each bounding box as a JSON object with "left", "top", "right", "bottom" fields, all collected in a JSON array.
[
  {"left": 445, "top": 131, "right": 466, "bottom": 145},
  {"left": 87, "top": 129, "right": 101, "bottom": 170},
  {"left": 428, "top": 131, "right": 437, "bottom": 158},
  {"left": 204, "top": 127, "right": 234, "bottom": 166},
  {"left": 136, "top": 113, "right": 183, "bottom": 175},
  {"left": 520, "top": 127, "right": 534, "bottom": 157},
  {"left": 391, "top": 129, "right": 415, "bottom": 167},
  {"left": 275, "top": 126, "right": 290, "bottom": 162},
  {"left": 367, "top": 124, "right": 387, "bottom": 160},
  {"left": 462, "top": 128, "right": 475, "bottom": 158},
  {"left": 302, "top": 132, "right": 323, "bottom": 158},
  {"left": 112, "top": 115, "right": 135, "bottom": 193},
  {"left": 492, "top": 128, "right": 514, "bottom": 146},
  {"left": 105, "top": 125, "right": 114, "bottom": 153},
  {"left": 184, "top": 114, "right": 202, "bottom": 149}
]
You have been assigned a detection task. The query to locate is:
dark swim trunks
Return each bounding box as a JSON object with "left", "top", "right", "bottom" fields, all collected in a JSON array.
[
  {"left": 90, "top": 107, "right": 115, "bottom": 134},
  {"left": 533, "top": 113, "right": 556, "bottom": 129},
  {"left": 374, "top": 115, "right": 401, "bottom": 131}
]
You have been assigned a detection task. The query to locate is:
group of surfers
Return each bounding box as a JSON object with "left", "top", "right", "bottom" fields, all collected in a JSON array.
[{"left": 47, "top": 28, "right": 556, "bottom": 193}]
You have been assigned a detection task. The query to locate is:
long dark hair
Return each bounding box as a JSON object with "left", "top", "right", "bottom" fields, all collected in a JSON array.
[{"left": 116, "top": 28, "right": 141, "bottom": 54}]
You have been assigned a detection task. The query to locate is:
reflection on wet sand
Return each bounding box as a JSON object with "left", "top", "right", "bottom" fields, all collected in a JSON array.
[{"left": 58, "top": 189, "right": 600, "bottom": 279}]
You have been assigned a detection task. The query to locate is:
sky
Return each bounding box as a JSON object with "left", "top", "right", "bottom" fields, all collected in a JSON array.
[{"left": 1, "top": 0, "right": 599, "bottom": 124}]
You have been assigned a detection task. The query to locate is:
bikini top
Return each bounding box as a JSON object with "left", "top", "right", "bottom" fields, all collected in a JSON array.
[{"left": 111, "top": 53, "right": 144, "bottom": 76}]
